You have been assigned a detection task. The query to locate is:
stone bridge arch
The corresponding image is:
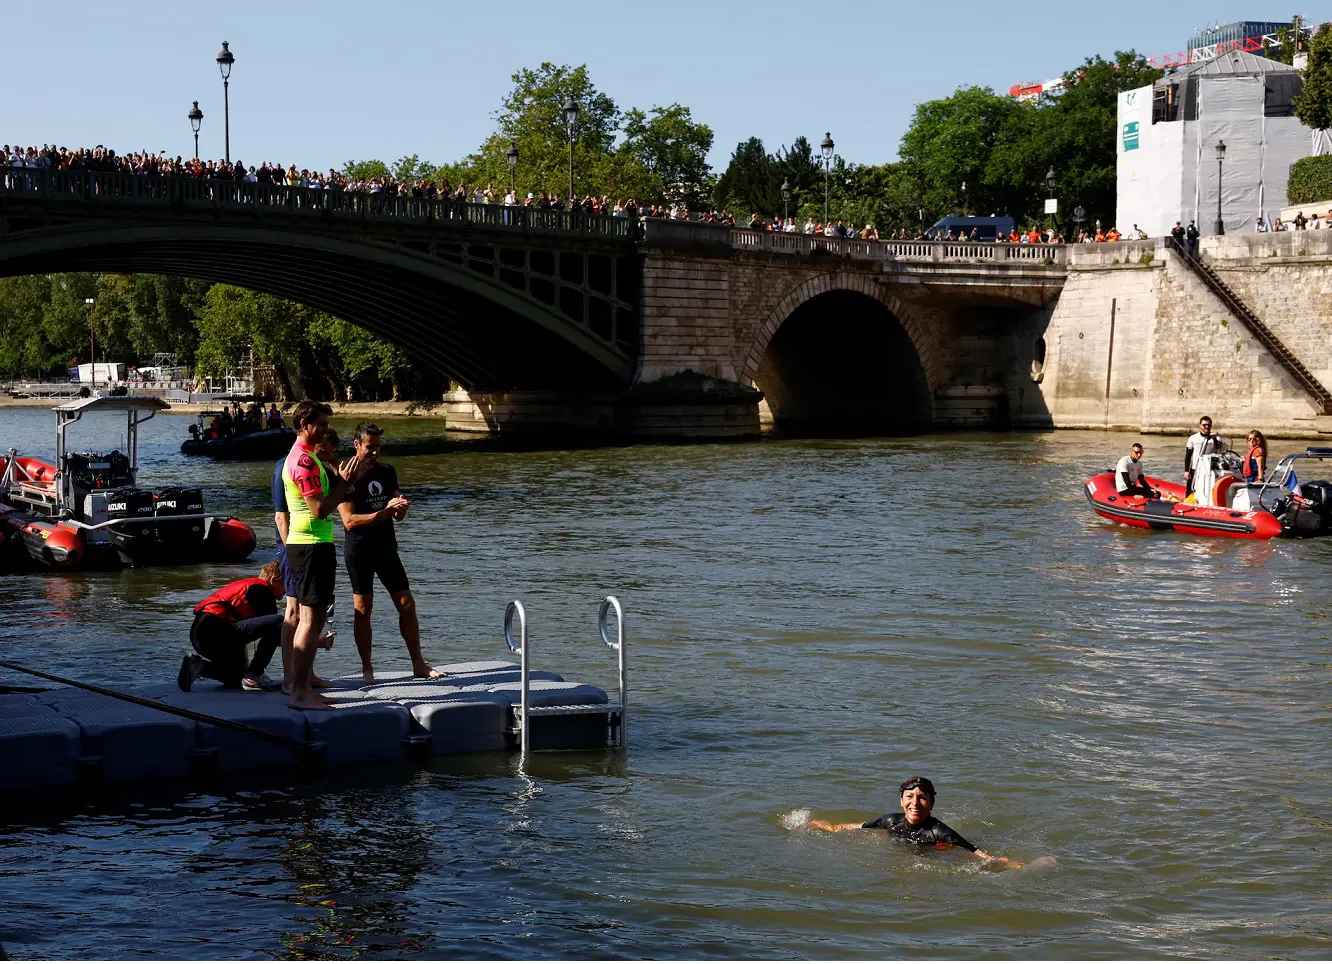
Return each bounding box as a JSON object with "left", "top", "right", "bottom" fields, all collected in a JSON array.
[{"left": 744, "top": 270, "right": 941, "bottom": 431}]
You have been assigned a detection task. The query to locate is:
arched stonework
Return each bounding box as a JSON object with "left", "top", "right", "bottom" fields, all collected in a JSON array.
[{"left": 741, "top": 270, "right": 941, "bottom": 392}]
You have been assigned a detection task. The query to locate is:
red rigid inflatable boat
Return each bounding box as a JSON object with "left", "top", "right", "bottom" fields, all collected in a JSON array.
[
  {"left": 0, "top": 396, "right": 255, "bottom": 570},
  {"left": 1084, "top": 472, "right": 1283, "bottom": 539}
]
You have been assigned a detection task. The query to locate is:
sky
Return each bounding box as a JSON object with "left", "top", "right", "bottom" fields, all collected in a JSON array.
[{"left": 0, "top": 1, "right": 1303, "bottom": 174}]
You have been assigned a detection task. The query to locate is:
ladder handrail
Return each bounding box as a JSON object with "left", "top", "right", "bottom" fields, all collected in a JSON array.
[
  {"left": 504, "top": 600, "right": 530, "bottom": 758},
  {"left": 599, "top": 595, "right": 628, "bottom": 749}
]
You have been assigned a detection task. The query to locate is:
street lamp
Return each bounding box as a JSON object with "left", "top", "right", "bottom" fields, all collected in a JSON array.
[
  {"left": 960, "top": 179, "right": 968, "bottom": 216},
  {"left": 820, "top": 132, "right": 834, "bottom": 223},
  {"left": 1073, "top": 204, "right": 1086, "bottom": 238},
  {"left": 506, "top": 140, "right": 519, "bottom": 195},
  {"left": 563, "top": 95, "right": 580, "bottom": 207},
  {"left": 1045, "top": 165, "right": 1057, "bottom": 236},
  {"left": 187, "top": 101, "right": 204, "bottom": 160},
  {"left": 216, "top": 41, "right": 234, "bottom": 163},
  {"left": 84, "top": 297, "right": 96, "bottom": 373},
  {"left": 1214, "top": 140, "right": 1227, "bottom": 236},
  {"left": 781, "top": 178, "right": 791, "bottom": 222}
]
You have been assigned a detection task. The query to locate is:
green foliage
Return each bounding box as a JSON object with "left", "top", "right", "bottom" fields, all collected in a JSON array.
[
  {"left": 1293, "top": 23, "right": 1332, "bottom": 130},
  {"left": 1287, "top": 154, "right": 1332, "bottom": 203}
]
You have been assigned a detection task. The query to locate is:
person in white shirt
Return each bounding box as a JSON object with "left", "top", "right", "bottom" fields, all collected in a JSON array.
[
  {"left": 1115, "top": 443, "right": 1158, "bottom": 499},
  {"left": 1184, "top": 415, "right": 1225, "bottom": 497},
  {"left": 1256, "top": 217, "right": 1269, "bottom": 233}
]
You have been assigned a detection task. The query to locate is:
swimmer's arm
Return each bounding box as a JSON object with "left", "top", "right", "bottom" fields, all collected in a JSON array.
[{"left": 802, "top": 818, "right": 868, "bottom": 832}]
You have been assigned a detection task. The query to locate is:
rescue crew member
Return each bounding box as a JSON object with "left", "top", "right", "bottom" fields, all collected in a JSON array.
[
  {"left": 282, "top": 399, "right": 368, "bottom": 711},
  {"left": 1184, "top": 415, "right": 1225, "bottom": 496},
  {"left": 267, "top": 403, "right": 283, "bottom": 429},
  {"left": 178, "top": 561, "right": 285, "bottom": 692},
  {"left": 802, "top": 776, "right": 1021, "bottom": 866},
  {"left": 272, "top": 429, "right": 339, "bottom": 694},
  {"left": 1115, "top": 443, "right": 1158, "bottom": 499},
  {"left": 337, "top": 422, "right": 441, "bottom": 684},
  {"left": 1244, "top": 430, "right": 1268, "bottom": 482}
]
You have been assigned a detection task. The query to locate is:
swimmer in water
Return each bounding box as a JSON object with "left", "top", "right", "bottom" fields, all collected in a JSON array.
[{"left": 802, "top": 776, "right": 1022, "bottom": 867}]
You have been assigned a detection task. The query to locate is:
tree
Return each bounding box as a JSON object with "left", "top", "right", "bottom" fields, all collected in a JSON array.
[
  {"left": 1294, "top": 24, "right": 1332, "bottom": 131},
  {"left": 715, "top": 137, "right": 777, "bottom": 214},
  {"left": 618, "top": 105, "right": 714, "bottom": 207}
]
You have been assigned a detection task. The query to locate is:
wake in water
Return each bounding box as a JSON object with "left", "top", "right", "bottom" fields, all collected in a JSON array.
[{"left": 780, "top": 808, "right": 811, "bottom": 830}]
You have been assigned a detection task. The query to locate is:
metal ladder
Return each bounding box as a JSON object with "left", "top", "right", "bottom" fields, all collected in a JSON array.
[{"left": 503, "top": 596, "right": 627, "bottom": 756}]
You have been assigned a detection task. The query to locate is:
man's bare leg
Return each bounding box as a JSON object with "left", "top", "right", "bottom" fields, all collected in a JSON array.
[
  {"left": 352, "top": 592, "right": 375, "bottom": 684},
  {"left": 280, "top": 595, "right": 298, "bottom": 695},
  {"left": 289, "top": 603, "right": 333, "bottom": 711},
  {"left": 394, "top": 590, "right": 441, "bottom": 678}
]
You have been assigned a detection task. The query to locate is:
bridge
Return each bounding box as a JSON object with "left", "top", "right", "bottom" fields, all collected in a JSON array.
[{"left": 0, "top": 168, "right": 1068, "bottom": 436}]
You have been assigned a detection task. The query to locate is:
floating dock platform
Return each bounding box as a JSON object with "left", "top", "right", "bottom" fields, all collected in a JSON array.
[{"left": 0, "top": 598, "right": 628, "bottom": 796}]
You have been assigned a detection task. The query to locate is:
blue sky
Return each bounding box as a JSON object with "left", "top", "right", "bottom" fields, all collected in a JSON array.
[{"left": 1, "top": 2, "right": 1296, "bottom": 173}]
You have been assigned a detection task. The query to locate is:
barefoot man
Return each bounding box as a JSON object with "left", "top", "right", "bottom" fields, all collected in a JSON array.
[
  {"left": 338, "top": 421, "right": 441, "bottom": 684},
  {"left": 281, "top": 400, "right": 368, "bottom": 711},
  {"left": 273, "top": 428, "right": 340, "bottom": 693}
]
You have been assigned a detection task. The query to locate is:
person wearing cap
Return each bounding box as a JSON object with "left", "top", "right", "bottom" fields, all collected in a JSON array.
[{"left": 801, "top": 776, "right": 1019, "bottom": 865}]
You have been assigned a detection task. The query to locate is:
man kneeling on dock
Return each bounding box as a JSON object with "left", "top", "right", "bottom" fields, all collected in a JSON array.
[{"left": 179, "top": 561, "right": 285, "bottom": 692}]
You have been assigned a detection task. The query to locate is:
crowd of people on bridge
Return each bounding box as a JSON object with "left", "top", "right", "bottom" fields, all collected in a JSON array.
[{"left": 2, "top": 140, "right": 1144, "bottom": 246}]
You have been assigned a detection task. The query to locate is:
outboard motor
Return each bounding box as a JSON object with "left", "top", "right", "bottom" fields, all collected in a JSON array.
[
  {"left": 105, "top": 487, "right": 156, "bottom": 563},
  {"left": 1280, "top": 479, "right": 1332, "bottom": 538},
  {"left": 154, "top": 486, "right": 205, "bottom": 556}
]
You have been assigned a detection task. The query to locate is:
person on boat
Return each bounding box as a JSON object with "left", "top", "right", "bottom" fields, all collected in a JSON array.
[
  {"left": 1184, "top": 416, "right": 1225, "bottom": 497},
  {"left": 267, "top": 404, "right": 283, "bottom": 430},
  {"left": 1244, "top": 430, "right": 1268, "bottom": 482},
  {"left": 273, "top": 429, "right": 340, "bottom": 694},
  {"left": 338, "top": 422, "right": 440, "bottom": 684},
  {"left": 1115, "top": 443, "right": 1158, "bottom": 499},
  {"left": 178, "top": 560, "right": 285, "bottom": 692},
  {"left": 801, "top": 776, "right": 1020, "bottom": 866},
  {"left": 282, "top": 400, "right": 368, "bottom": 711}
]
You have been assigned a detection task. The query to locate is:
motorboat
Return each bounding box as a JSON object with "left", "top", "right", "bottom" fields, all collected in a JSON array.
[
  {"left": 1084, "top": 447, "right": 1332, "bottom": 540},
  {"left": 180, "top": 397, "right": 295, "bottom": 460},
  {"left": 0, "top": 395, "right": 256, "bottom": 569}
]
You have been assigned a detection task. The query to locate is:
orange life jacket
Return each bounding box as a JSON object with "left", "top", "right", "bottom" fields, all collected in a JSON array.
[{"left": 193, "top": 577, "right": 273, "bottom": 621}]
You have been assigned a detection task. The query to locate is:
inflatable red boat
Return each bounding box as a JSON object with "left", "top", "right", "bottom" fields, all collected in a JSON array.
[
  {"left": 0, "top": 396, "right": 255, "bottom": 570},
  {"left": 1085, "top": 447, "right": 1332, "bottom": 540}
]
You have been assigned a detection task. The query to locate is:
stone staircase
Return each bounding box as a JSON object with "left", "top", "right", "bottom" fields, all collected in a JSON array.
[{"left": 1170, "top": 239, "right": 1332, "bottom": 415}]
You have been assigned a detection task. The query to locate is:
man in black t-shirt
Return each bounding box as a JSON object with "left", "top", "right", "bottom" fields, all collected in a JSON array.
[
  {"left": 338, "top": 422, "right": 442, "bottom": 685},
  {"left": 802, "top": 776, "right": 1020, "bottom": 866}
]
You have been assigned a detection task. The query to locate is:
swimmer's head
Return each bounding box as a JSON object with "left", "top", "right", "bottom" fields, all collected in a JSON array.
[
  {"left": 899, "top": 777, "right": 936, "bottom": 825},
  {"left": 899, "top": 776, "right": 936, "bottom": 800}
]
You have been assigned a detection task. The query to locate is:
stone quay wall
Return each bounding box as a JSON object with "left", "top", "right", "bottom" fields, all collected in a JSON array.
[{"left": 1030, "top": 233, "right": 1332, "bottom": 438}]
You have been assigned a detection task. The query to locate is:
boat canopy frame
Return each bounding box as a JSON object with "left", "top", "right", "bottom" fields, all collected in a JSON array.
[
  {"left": 1252, "top": 447, "right": 1332, "bottom": 508},
  {"left": 52, "top": 395, "right": 169, "bottom": 509}
]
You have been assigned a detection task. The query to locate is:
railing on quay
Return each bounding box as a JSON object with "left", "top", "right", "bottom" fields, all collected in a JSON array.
[
  {"left": 0, "top": 166, "right": 638, "bottom": 240},
  {"left": 727, "top": 228, "right": 1068, "bottom": 265}
]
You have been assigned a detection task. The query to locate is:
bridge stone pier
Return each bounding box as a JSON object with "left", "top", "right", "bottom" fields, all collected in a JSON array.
[{"left": 0, "top": 168, "right": 1069, "bottom": 439}]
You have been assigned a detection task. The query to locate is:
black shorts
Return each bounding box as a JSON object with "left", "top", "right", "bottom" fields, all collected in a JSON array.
[
  {"left": 284, "top": 542, "right": 337, "bottom": 609},
  {"left": 345, "top": 542, "right": 410, "bottom": 597}
]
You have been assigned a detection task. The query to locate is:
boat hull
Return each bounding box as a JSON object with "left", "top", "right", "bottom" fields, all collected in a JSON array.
[
  {"left": 181, "top": 428, "right": 295, "bottom": 460},
  {"left": 1084, "top": 472, "right": 1284, "bottom": 540}
]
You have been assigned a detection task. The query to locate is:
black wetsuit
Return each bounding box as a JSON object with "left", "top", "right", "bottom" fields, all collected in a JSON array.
[{"left": 861, "top": 812, "right": 978, "bottom": 852}]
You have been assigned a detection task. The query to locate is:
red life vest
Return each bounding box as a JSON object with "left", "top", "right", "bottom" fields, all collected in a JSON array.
[{"left": 193, "top": 577, "right": 272, "bottom": 621}]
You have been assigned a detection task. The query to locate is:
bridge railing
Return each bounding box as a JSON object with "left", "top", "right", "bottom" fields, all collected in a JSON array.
[
  {"left": 722, "top": 227, "right": 1067, "bottom": 265},
  {"left": 0, "top": 167, "right": 638, "bottom": 240}
]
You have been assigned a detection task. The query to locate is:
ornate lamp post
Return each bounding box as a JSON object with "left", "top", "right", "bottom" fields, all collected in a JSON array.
[
  {"left": 820, "top": 132, "right": 834, "bottom": 224},
  {"left": 961, "top": 179, "right": 968, "bottom": 217},
  {"left": 187, "top": 101, "right": 204, "bottom": 160},
  {"left": 506, "top": 140, "right": 519, "bottom": 195},
  {"left": 216, "top": 41, "right": 235, "bottom": 163},
  {"left": 1073, "top": 204, "right": 1086, "bottom": 238},
  {"left": 84, "top": 297, "right": 95, "bottom": 372},
  {"left": 1045, "top": 165, "right": 1057, "bottom": 236},
  {"left": 563, "top": 95, "right": 580, "bottom": 206},
  {"left": 1214, "top": 141, "right": 1227, "bottom": 236},
  {"left": 781, "top": 178, "right": 791, "bottom": 222}
]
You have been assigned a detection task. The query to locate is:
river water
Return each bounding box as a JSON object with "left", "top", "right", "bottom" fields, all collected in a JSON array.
[{"left": 0, "top": 408, "right": 1329, "bottom": 959}]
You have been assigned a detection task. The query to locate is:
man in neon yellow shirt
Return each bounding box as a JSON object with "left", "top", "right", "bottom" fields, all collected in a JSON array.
[{"left": 282, "top": 399, "right": 367, "bottom": 711}]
